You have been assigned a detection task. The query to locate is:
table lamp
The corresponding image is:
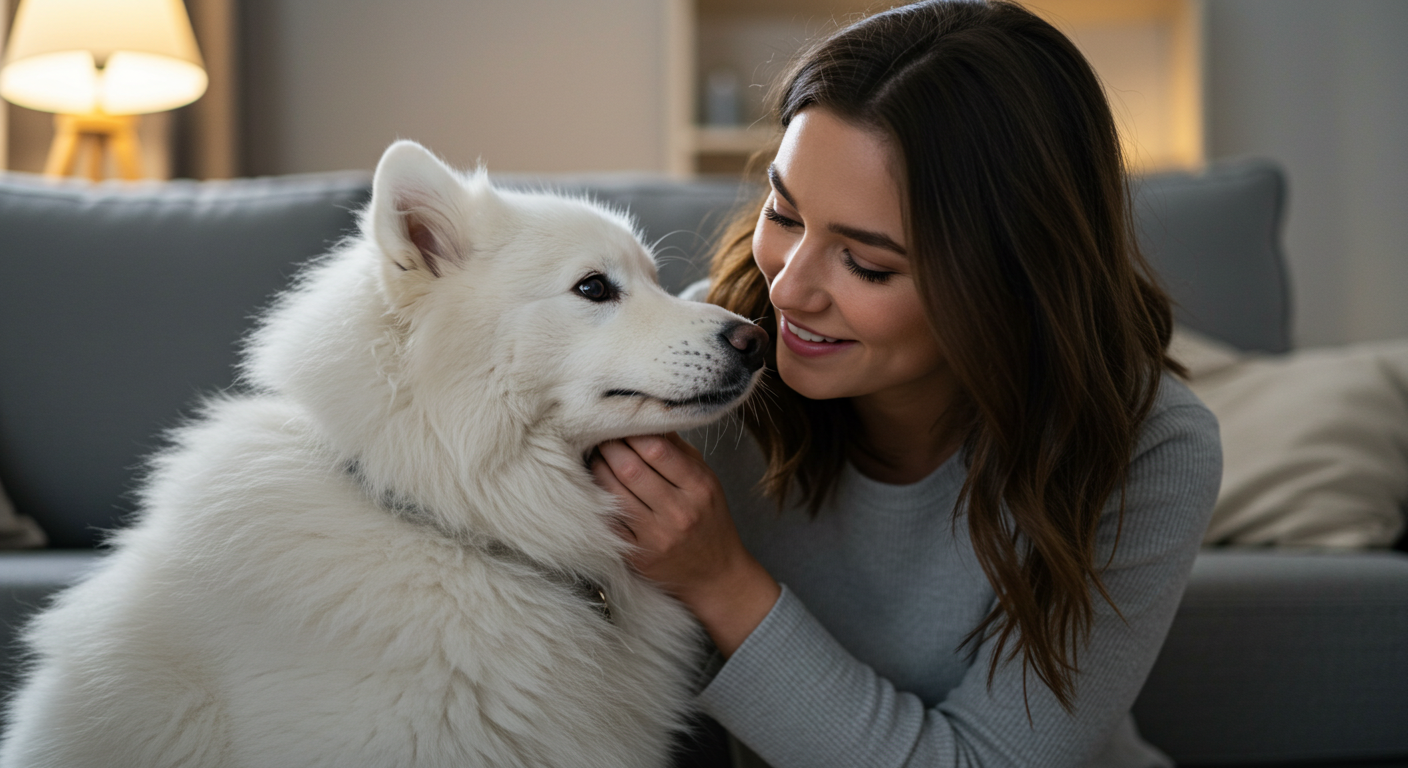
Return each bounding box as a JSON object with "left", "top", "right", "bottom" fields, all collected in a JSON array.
[{"left": 0, "top": 0, "right": 207, "bottom": 180}]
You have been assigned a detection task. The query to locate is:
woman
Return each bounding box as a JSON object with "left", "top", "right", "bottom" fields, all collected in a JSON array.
[{"left": 592, "top": 1, "right": 1221, "bottom": 766}]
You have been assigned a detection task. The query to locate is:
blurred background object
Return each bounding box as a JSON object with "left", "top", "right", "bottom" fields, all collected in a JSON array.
[
  {"left": 0, "top": 0, "right": 207, "bottom": 179},
  {"left": 0, "top": 0, "right": 236, "bottom": 179}
]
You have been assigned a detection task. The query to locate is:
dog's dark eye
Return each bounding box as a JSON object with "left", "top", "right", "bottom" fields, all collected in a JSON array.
[{"left": 575, "top": 274, "right": 619, "bottom": 303}]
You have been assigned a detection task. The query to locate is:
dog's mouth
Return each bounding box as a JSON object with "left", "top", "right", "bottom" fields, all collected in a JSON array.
[{"left": 604, "top": 382, "right": 751, "bottom": 411}]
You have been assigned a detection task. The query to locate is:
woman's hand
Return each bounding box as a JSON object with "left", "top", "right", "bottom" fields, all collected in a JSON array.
[{"left": 591, "top": 433, "right": 780, "bottom": 656}]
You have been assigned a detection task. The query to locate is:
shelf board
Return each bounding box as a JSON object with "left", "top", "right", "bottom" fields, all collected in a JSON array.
[{"left": 692, "top": 124, "right": 781, "bottom": 155}]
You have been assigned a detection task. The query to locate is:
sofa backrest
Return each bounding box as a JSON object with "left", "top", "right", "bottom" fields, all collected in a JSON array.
[
  {"left": 0, "top": 173, "right": 372, "bottom": 547},
  {"left": 1132, "top": 159, "right": 1291, "bottom": 354},
  {"left": 495, "top": 174, "right": 755, "bottom": 297},
  {"left": 0, "top": 158, "right": 1288, "bottom": 547}
]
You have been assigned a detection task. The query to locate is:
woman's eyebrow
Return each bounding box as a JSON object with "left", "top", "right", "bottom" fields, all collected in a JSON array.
[
  {"left": 829, "top": 223, "right": 907, "bottom": 256},
  {"left": 768, "top": 163, "right": 907, "bottom": 257},
  {"left": 767, "top": 164, "right": 797, "bottom": 208}
]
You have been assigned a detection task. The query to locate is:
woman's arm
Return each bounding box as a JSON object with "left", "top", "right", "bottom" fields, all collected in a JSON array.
[{"left": 596, "top": 401, "right": 1220, "bottom": 768}]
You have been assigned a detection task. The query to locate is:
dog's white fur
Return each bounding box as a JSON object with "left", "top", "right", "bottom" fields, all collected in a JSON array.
[{"left": 0, "top": 141, "right": 761, "bottom": 768}]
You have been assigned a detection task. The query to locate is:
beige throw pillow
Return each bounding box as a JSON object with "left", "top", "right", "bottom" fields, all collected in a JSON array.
[
  {"left": 1171, "top": 327, "right": 1408, "bottom": 548},
  {"left": 0, "top": 477, "right": 47, "bottom": 549}
]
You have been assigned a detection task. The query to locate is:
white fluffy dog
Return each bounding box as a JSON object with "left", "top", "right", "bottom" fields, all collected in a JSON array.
[{"left": 0, "top": 141, "right": 766, "bottom": 768}]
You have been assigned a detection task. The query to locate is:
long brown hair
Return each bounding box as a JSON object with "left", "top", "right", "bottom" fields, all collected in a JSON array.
[{"left": 707, "top": 0, "right": 1182, "bottom": 712}]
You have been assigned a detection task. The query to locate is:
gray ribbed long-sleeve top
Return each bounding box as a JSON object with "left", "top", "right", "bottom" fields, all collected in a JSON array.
[{"left": 689, "top": 373, "right": 1222, "bottom": 768}]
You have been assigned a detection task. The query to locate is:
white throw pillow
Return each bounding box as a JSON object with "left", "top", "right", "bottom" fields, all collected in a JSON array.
[{"left": 1171, "top": 327, "right": 1408, "bottom": 548}]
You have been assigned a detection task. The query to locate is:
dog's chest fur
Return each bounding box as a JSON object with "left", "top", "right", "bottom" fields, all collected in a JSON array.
[{"left": 7, "top": 395, "right": 702, "bottom": 768}]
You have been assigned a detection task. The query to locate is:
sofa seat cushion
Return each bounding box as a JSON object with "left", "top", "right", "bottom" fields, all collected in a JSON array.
[{"left": 1133, "top": 549, "right": 1408, "bottom": 765}]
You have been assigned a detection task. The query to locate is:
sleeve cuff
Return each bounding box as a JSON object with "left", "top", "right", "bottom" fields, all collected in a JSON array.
[
  {"left": 698, "top": 583, "right": 845, "bottom": 719},
  {"left": 697, "top": 584, "right": 927, "bottom": 766}
]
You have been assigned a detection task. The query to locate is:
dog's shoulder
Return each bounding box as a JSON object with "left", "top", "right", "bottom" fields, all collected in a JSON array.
[
  {"left": 149, "top": 394, "right": 333, "bottom": 495},
  {"left": 131, "top": 394, "right": 359, "bottom": 547}
]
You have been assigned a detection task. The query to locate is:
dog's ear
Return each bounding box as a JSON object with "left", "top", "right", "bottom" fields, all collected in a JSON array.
[{"left": 369, "top": 140, "right": 472, "bottom": 281}]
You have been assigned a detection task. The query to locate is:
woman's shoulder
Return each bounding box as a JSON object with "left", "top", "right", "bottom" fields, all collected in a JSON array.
[
  {"left": 678, "top": 278, "right": 711, "bottom": 302},
  {"left": 1140, "top": 371, "right": 1221, "bottom": 462},
  {"left": 1110, "top": 371, "right": 1223, "bottom": 549}
]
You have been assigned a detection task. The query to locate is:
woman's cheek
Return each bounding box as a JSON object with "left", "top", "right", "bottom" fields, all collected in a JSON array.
[{"left": 753, "top": 218, "right": 782, "bottom": 284}]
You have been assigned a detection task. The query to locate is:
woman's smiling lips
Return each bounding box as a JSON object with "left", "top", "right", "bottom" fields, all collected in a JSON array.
[{"left": 778, "top": 313, "right": 858, "bottom": 358}]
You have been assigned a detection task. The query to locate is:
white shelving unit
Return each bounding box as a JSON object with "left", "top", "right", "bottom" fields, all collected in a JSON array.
[{"left": 671, "top": 0, "right": 1203, "bottom": 176}]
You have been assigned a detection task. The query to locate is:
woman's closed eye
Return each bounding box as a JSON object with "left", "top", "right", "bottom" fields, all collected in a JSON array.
[
  {"left": 762, "top": 203, "right": 801, "bottom": 229},
  {"left": 764, "top": 202, "right": 895, "bottom": 284},
  {"left": 843, "top": 251, "right": 894, "bottom": 284}
]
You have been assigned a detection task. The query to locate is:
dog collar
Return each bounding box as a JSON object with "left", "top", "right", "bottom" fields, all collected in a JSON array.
[{"left": 343, "top": 460, "right": 613, "bottom": 624}]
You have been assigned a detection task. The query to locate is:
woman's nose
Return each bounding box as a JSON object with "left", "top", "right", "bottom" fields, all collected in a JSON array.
[{"left": 768, "top": 237, "right": 829, "bottom": 314}]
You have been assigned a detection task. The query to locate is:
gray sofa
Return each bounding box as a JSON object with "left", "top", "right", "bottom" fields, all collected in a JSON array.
[{"left": 0, "top": 162, "right": 1404, "bottom": 767}]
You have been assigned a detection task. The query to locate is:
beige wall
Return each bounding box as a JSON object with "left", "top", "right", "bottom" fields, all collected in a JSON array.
[
  {"left": 239, "top": 0, "right": 673, "bottom": 175},
  {"left": 1207, "top": 0, "right": 1408, "bottom": 346}
]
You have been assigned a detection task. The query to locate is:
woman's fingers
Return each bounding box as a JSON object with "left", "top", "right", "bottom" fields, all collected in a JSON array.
[
  {"left": 597, "top": 439, "right": 680, "bottom": 513},
  {"left": 594, "top": 435, "right": 728, "bottom": 566},
  {"left": 592, "top": 434, "right": 763, "bottom": 618},
  {"left": 590, "top": 447, "right": 642, "bottom": 504},
  {"left": 612, "top": 518, "right": 639, "bottom": 545},
  {"left": 589, "top": 448, "right": 643, "bottom": 543},
  {"left": 665, "top": 431, "right": 706, "bottom": 462},
  {"left": 622, "top": 433, "right": 709, "bottom": 492}
]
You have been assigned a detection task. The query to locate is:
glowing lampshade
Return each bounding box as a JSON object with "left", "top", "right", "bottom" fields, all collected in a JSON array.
[{"left": 0, "top": 0, "right": 207, "bottom": 116}]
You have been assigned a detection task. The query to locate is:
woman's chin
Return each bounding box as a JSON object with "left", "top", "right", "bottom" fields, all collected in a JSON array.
[{"left": 777, "top": 355, "right": 855, "bottom": 401}]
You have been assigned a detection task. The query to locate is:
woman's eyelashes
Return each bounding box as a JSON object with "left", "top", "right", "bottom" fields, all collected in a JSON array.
[
  {"left": 843, "top": 252, "right": 893, "bottom": 283},
  {"left": 762, "top": 203, "right": 800, "bottom": 229}
]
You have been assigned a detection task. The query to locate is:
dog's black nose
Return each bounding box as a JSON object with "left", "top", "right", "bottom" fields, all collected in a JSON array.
[{"left": 720, "top": 321, "right": 768, "bottom": 373}]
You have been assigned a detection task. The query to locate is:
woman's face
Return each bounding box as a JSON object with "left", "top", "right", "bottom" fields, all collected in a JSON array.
[{"left": 753, "top": 107, "right": 947, "bottom": 405}]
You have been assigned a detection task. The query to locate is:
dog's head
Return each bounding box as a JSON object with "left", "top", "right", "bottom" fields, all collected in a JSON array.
[{"left": 343, "top": 141, "right": 765, "bottom": 454}]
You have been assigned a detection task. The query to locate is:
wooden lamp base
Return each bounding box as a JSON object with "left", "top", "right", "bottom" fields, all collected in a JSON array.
[{"left": 43, "top": 112, "right": 144, "bottom": 181}]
